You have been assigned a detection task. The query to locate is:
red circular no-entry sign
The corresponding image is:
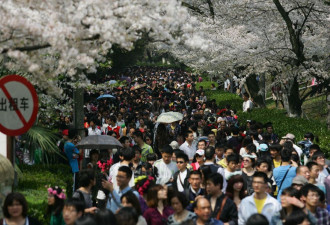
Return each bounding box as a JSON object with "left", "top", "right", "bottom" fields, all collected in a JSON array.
[{"left": 0, "top": 75, "right": 38, "bottom": 136}]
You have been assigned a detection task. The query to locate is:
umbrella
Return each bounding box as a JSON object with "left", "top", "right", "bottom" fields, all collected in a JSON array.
[
  {"left": 156, "top": 111, "right": 183, "bottom": 123},
  {"left": 130, "top": 83, "right": 146, "bottom": 91},
  {"left": 76, "top": 135, "right": 122, "bottom": 149},
  {"left": 97, "top": 94, "right": 115, "bottom": 100}
]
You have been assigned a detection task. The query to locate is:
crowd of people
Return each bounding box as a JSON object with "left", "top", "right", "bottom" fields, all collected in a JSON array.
[{"left": 2, "top": 67, "right": 330, "bottom": 225}]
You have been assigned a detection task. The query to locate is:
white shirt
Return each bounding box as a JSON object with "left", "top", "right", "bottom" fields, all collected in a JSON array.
[
  {"left": 317, "top": 167, "right": 330, "bottom": 185},
  {"left": 88, "top": 127, "right": 101, "bottom": 135},
  {"left": 176, "top": 170, "right": 188, "bottom": 192},
  {"left": 154, "top": 159, "right": 178, "bottom": 185},
  {"left": 109, "top": 162, "right": 135, "bottom": 190},
  {"left": 243, "top": 100, "right": 253, "bottom": 112},
  {"left": 224, "top": 79, "right": 230, "bottom": 90},
  {"left": 179, "top": 141, "right": 197, "bottom": 160}
]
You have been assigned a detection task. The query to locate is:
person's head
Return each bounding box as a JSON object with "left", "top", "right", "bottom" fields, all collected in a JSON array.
[
  {"left": 204, "top": 146, "right": 215, "bottom": 161},
  {"left": 185, "top": 131, "right": 194, "bottom": 143},
  {"left": 147, "top": 184, "right": 168, "bottom": 208},
  {"left": 215, "top": 143, "right": 225, "bottom": 159},
  {"left": 121, "top": 191, "right": 142, "bottom": 215},
  {"left": 47, "top": 186, "right": 66, "bottom": 216},
  {"left": 269, "top": 144, "right": 282, "bottom": 159},
  {"left": 300, "top": 184, "right": 321, "bottom": 208},
  {"left": 280, "top": 186, "right": 300, "bottom": 209},
  {"left": 119, "top": 147, "right": 135, "bottom": 162},
  {"left": 132, "top": 145, "right": 141, "bottom": 161},
  {"left": 197, "top": 140, "right": 207, "bottom": 150},
  {"left": 280, "top": 148, "right": 292, "bottom": 162},
  {"left": 74, "top": 216, "right": 97, "bottom": 225},
  {"left": 117, "top": 166, "right": 133, "bottom": 189},
  {"left": 208, "top": 132, "right": 216, "bottom": 143},
  {"left": 246, "top": 213, "right": 269, "bottom": 225},
  {"left": 194, "top": 198, "right": 211, "bottom": 222},
  {"left": 306, "top": 162, "right": 319, "bottom": 180},
  {"left": 296, "top": 166, "right": 310, "bottom": 180},
  {"left": 63, "top": 199, "right": 85, "bottom": 225},
  {"left": 89, "top": 149, "right": 100, "bottom": 162},
  {"left": 189, "top": 170, "right": 202, "bottom": 191},
  {"left": 146, "top": 153, "right": 158, "bottom": 165},
  {"left": 68, "top": 129, "right": 77, "bottom": 140},
  {"left": 133, "top": 131, "right": 144, "bottom": 144},
  {"left": 206, "top": 173, "right": 223, "bottom": 195},
  {"left": 309, "top": 144, "right": 320, "bottom": 158},
  {"left": 226, "top": 154, "right": 239, "bottom": 172},
  {"left": 94, "top": 209, "right": 117, "bottom": 225},
  {"left": 176, "top": 152, "right": 189, "bottom": 172},
  {"left": 119, "top": 136, "right": 130, "bottom": 148},
  {"left": 242, "top": 155, "right": 256, "bottom": 169},
  {"left": 291, "top": 175, "right": 308, "bottom": 191},
  {"left": 170, "top": 192, "right": 189, "bottom": 214},
  {"left": 3, "top": 192, "right": 28, "bottom": 219},
  {"left": 256, "top": 158, "right": 271, "bottom": 173},
  {"left": 311, "top": 151, "right": 325, "bottom": 167},
  {"left": 243, "top": 93, "right": 250, "bottom": 101},
  {"left": 226, "top": 175, "right": 245, "bottom": 200},
  {"left": 284, "top": 209, "right": 310, "bottom": 225},
  {"left": 115, "top": 207, "right": 138, "bottom": 225},
  {"left": 252, "top": 172, "right": 268, "bottom": 194},
  {"left": 109, "top": 115, "right": 117, "bottom": 125},
  {"left": 78, "top": 169, "right": 95, "bottom": 188},
  {"left": 160, "top": 145, "right": 174, "bottom": 164},
  {"left": 144, "top": 134, "right": 152, "bottom": 146}
]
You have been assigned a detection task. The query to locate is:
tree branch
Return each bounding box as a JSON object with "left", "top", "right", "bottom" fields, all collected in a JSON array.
[{"left": 182, "top": 2, "right": 206, "bottom": 17}]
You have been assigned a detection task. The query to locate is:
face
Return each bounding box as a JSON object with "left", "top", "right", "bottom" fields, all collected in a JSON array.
[
  {"left": 215, "top": 148, "right": 224, "bottom": 158},
  {"left": 225, "top": 149, "right": 234, "bottom": 157},
  {"left": 196, "top": 154, "right": 204, "bottom": 164},
  {"left": 270, "top": 149, "right": 279, "bottom": 158},
  {"left": 197, "top": 141, "right": 206, "bottom": 150},
  {"left": 171, "top": 197, "right": 183, "bottom": 213},
  {"left": 116, "top": 171, "right": 130, "bottom": 188},
  {"left": 228, "top": 161, "right": 237, "bottom": 172},
  {"left": 189, "top": 174, "right": 202, "bottom": 190},
  {"left": 310, "top": 165, "right": 320, "bottom": 179},
  {"left": 162, "top": 153, "right": 172, "bottom": 164},
  {"left": 187, "top": 133, "right": 194, "bottom": 142},
  {"left": 303, "top": 191, "right": 319, "bottom": 208},
  {"left": 63, "top": 206, "right": 82, "bottom": 225},
  {"left": 220, "top": 123, "right": 226, "bottom": 130},
  {"left": 7, "top": 200, "right": 23, "bottom": 218},
  {"left": 134, "top": 151, "right": 141, "bottom": 161},
  {"left": 194, "top": 199, "right": 211, "bottom": 222},
  {"left": 206, "top": 180, "right": 219, "bottom": 195},
  {"left": 208, "top": 134, "right": 215, "bottom": 143},
  {"left": 266, "top": 127, "right": 273, "bottom": 134},
  {"left": 243, "top": 157, "right": 252, "bottom": 169},
  {"left": 121, "top": 197, "right": 133, "bottom": 208},
  {"left": 315, "top": 155, "right": 325, "bottom": 167},
  {"left": 233, "top": 181, "right": 243, "bottom": 192},
  {"left": 47, "top": 194, "right": 55, "bottom": 205},
  {"left": 257, "top": 163, "right": 269, "bottom": 173},
  {"left": 157, "top": 188, "right": 167, "bottom": 200},
  {"left": 298, "top": 167, "right": 310, "bottom": 180},
  {"left": 124, "top": 139, "right": 131, "bottom": 148},
  {"left": 145, "top": 137, "right": 152, "bottom": 145},
  {"left": 176, "top": 158, "right": 187, "bottom": 171},
  {"left": 280, "top": 194, "right": 292, "bottom": 208},
  {"left": 252, "top": 177, "right": 267, "bottom": 194}
]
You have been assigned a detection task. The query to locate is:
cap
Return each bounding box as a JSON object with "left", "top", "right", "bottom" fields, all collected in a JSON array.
[
  {"left": 282, "top": 133, "right": 295, "bottom": 140},
  {"left": 169, "top": 141, "right": 179, "bottom": 150},
  {"left": 292, "top": 175, "right": 308, "bottom": 185},
  {"left": 258, "top": 143, "right": 269, "bottom": 152},
  {"left": 242, "top": 154, "right": 257, "bottom": 159},
  {"left": 196, "top": 149, "right": 205, "bottom": 156},
  {"left": 62, "top": 129, "right": 69, "bottom": 136}
]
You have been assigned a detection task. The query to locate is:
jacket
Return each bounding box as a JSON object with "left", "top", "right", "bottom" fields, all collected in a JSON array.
[
  {"left": 185, "top": 186, "right": 206, "bottom": 212},
  {"left": 172, "top": 169, "right": 190, "bottom": 192},
  {"left": 238, "top": 193, "right": 281, "bottom": 225},
  {"left": 207, "top": 193, "right": 238, "bottom": 225},
  {"left": 270, "top": 209, "right": 317, "bottom": 225}
]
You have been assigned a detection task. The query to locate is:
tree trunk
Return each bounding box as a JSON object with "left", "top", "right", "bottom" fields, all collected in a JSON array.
[
  {"left": 327, "top": 92, "right": 330, "bottom": 130},
  {"left": 73, "top": 88, "right": 85, "bottom": 138},
  {"left": 281, "top": 77, "right": 302, "bottom": 117},
  {"left": 245, "top": 74, "right": 266, "bottom": 108}
]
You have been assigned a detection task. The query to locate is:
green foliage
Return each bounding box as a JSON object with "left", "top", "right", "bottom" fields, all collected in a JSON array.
[
  {"left": 15, "top": 164, "right": 73, "bottom": 224},
  {"left": 195, "top": 81, "right": 216, "bottom": 90}
]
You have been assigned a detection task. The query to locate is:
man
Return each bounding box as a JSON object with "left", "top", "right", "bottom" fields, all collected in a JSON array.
[
  {"left": 300, "top": 184, "right": 330, "bottom": 224},
  {"left": 217, "top": 147, "right": 234, "bottom": 168},
  {"left": 64, "top": 129, "right": 79, "bottom": 192},
  {"left": 296, "top": 165, "right": 310, "bottom": 180},
  {"left": 291, "top": 175, "right": 308, "bottom": 191},
  {"left": 215, "top": 143, "right": 225, "bottom": 163},
  {"left": 179, "top": 131, "right": 197, "bottom": 162},
  {"left": 62, "top": 199, "right": 85, "bottom": 225},
  {"left": 186, "top": 170, "right": 205, "bottom": 211},
  {"left": 280, "top": 133, "right": 302, "bottom": 157},
  {"left": 269, "top": 144, "right": 282, "bottom": 169},
  {"left": 238, "top": 172, "right": 281, "bottom": 225},
  {"left": 154, "top": 145, "right": 178, "bottom": 185},
  {"left": 133, "top": 130, "right": 153, "bottom": 163},
  {"left": 242, "top": 93, "right": 253, "bottom": 112},
  {"left": 273, "top": 148, "right": 296, "bottom": 200},
  {"left": 102, "top": 166, "right": 139, "bottom": 213},
  {"left": 224, "top": 154, "right": 241, "bottom": 181},
  {"left": 193, "top": 198, "right": 223, "bottom": 225},
  {"left": 264, "top": 122, "right": 279, "bottom": 143},
  {"left": 107, "top": 115, "right": 122, "bottom": 138},
  {"left": 88, "top": 118, "right": 101, "bottom": 135},
  {"left": 197, "top": 139, "right": 207, "bottom": 150},
  {"left": 172, "top": 152, "right": 190, "bottom": 192},
  {"left": 206, "top": 173, "right": 238, "bottom": 225},
  {"left": 208, "top": 132, "right": 217, "bottom": 148},
  {"left": 227, "top": 127, "right": 240, "bottom": 153},
  {"left": 306, "top": 161, "right": 326, "bottom": 193}
]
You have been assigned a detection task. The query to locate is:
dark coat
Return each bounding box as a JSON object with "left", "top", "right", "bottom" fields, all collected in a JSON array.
[
  {"left": 172, "top": 169, "right": 190, "bottom": 192},
  {"left": 207, "top": 193, "right": 238, "bottom": 225}
]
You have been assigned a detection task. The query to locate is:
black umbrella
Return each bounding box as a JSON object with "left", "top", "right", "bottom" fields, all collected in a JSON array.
[{"left": 76, "top": 135, "right": 122, "bottom": 149}]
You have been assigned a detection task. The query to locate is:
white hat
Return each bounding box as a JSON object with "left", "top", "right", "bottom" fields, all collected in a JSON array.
[{"left": 196, "top": 149, "right": 205, "bottom": 156}]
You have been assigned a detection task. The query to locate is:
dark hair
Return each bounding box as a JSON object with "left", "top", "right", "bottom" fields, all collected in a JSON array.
[
  {"left": 253, "top": 171, "right": 268, "bottom": 184},
  {"left": 243, "top": 156, "right": 256, "bottom": 168},
  {"left": 269, "top": 144, "right": 282, "bottom": 152},
  {"left": 306, "top": 161, "right": 318, "bottom": 171},
  {"left": 226, "top": 175, "right": 246, "bottom": 201},
  {"left": 185, "top": 130, "right": 193, "bottom": 138},
  {"left": 204, "top": 147, "right": 215, "bottom": 160},
  {"left": 282, "top": 186, "right": 300, "bottom": 198},
  {"left": 206, "top": 173, "right": 223, "bottom": 189},
  {"left": 94, "top": 209, "right": 117, "bottom": 225},
  {"left": 68, "top": 129, "right": 77, "bottom": 139},
  {"left": 118, "top": 166, "right": 133, "bottom": 179},
  {"left": 242, "top": 136, "right": 253, "bottom": 147},
  {"left": 109, "top": 115, "right": 117, "bottom": 123},
  {"left": 243, "top": 93, "right": 250, "bottom": 98},
  {"left": 47, "top": 187, "right": 65, "bottom": 216},
  {"left": 64, "top": 198, "right": 85, "bottom": 215},
  {"left": 280, "top": 148, "right": 292, "bottom": 162},
  {"left": 121, "top": 191, "right": 142, "bottom": 215},
  {"left": 227, "top": 154, "right": 239, "bottom": 164},
  {"left": 309, "top": 144, "right": 320, "bottom": 151},
  {"left": 189, "top": 170, "right": 202, "bottom": 179},
  {"left": 256, "top": 158, "right": 271, "bottom": 172},
  {"left": 215, "top": 143, "right": 225, "bottom": 149},
  {"left": 3, "top": 192, "right": 28, "bottom": 218},
  {"left": 133, "top": 130, "right": 143, "bottom": 139},
  {"left": 119, "top": 136, "right": 129, "bottom": 144},
  {"left": 120, "top": 147, "right": 135, "bottom": 161},
  {"left": 300, "top": 183, "right": 321, "bottom": 197},
  {"left": 74, "top": 216, "right": 97, "bottom": 225},
  {"left": 284, "top": 209, "right": 308, "bottom": 225},
  {"left": 115, "top": 207, "right": 138, "bottom": 225},
  {"left": 176, "top": 152, "right": 189, "bottom": 162},
  {"left": 170, "top": 192, "right": 189, "bottom": 209},
  {"left": 147, "top": 184, "right": 167, "bottom": 208},
  {"left": 146, "top": 153, "right": 158, "bottom": 161},
  {"left": 160, "top": 145, "right": 173, "bottom": 155},
  {"left": 246, "top": 213, "right": 269, "bottom": 225},
  {"left": 311, "top": 151, "right": 325, "bottom": 161},
  {"left": 246, "top": 143, "right": 257, "bottom": 154},
  {"left": 78, "top": 169, "right": 95, "bottom": 188},
  {"left": 89, "top": 149, "right": 99, "bottom": 157}
]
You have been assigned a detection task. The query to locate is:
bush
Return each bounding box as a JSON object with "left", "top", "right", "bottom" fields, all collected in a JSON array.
[{"left": 14, "top": 164, "right": 73, "bottom": 224}]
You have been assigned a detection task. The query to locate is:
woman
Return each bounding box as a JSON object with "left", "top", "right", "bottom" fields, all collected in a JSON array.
[
  {"left": 241, "top": 154, "right": 256, "bottom": 195},
  {"left": 167, "top": 192, "right": 196, "bottom": 225},
  {"left": 121, "top": 191, "right": 147, "bottom": 225},
  {"left": 270, "top": 187, "right": 317, "bottom": 225},
  {"left": 47, "top": 186, "right": 66, "bottom": 225},
  {"left": 225, "top": 175, "right": 246, "bottom": 209},
  {"left": 143, "top": 185, "right": 174, "bottom": 225},
  {"left": 1, "top": 192, "right": 41, "bottom": 225},
  {"left": 191, "top": 150, "right": 204, "bottom": 171}
]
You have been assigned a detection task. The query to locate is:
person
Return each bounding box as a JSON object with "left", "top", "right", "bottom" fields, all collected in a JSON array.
[
  {"left": 88, "top": 118, "right": 102, "bottom": 135},
  {"left": 296, "top": 166, "right": 310, "bottom": 181},
  {"left": 311, "top": 151, "right": 329, "bottom": 192},
  {"left": 241, "top": 154, "right": 256, "bottom": 195},
  {"left": 246, "top": 214, "right": 269, "bottom": 225},
  {"left": 185, "top": 170, "right": 206, "bottom": 212},
  {"left": 218, "top": 147, "right": 234, "bottom": 168},
  {"left": 291, "top": 176, "right": 308, "bottom": 191},
  {"left": 74, "top": 216, "right": 97, "bottom": 225},
  {"left": 206, "top": 173, "right": 238, "bottom": 225},
  {"left": 191, "top": 149, "right": 205, "bottom": 171},
  {"left": 226, "top": 175, "right": 246, "bottom": 210},
  {"left": 167, "top": 192, "right": 196, "bottom": 225},
  {"left": 238, "top": 172, "right": 281, "bottom": 225},
  {"left": 242, "top": 93, "right": 253, "bottom": 112},
  {"left": 143, "top": 185, "right": 174, "bottom": 225},
  {"left": 300, "top": 184, "right": 330, "bottom": 224},
  {"left": 116, "top": 207, "right": 139, "bottom": 225},
  {"left": 62, "top": 198, "right": 85, "bottom": 225},
  {"left": 1, "top": 192, "right": 41, "bottom": 225},
  {"left": 133, "top": 130, "right": 153, "bottom": 163},
  {"left": 207, "top": 132, "right": 217, "bottom": 148},
  {"left": 72, "top": 169, "right": 98, "bottom": 214},
  {"left": 87, "top": 149, "right": 100, "bottom": 169},
  {"left": 94, "top": 209, "right": 117, "bottom": 225},
  {"left": 107, "top": 115, "right": 122, "bottom": 138},
  {"left": 224, "top": 154, "right": 241, "bottom": 181},
  {"left": 273, "top": 148, "right": 297, "bottom": 200},
  {"left": 47, "top": 186, "right": 66, "bottom": 225},
  {"left": 102, "top": 166, "right": 139, "bottom": 213},
  {"left": 172, "top": 152, "right": 191, "bottom": 192},
  {"left": 270, "top": 187, "right": 317, "bottom": 225},
  {"left": 306, "top": 161, "right": 326, "bottom": 193},
  {"left": 283, "top": 209, "right": 311, "bottom": 225},
  {"left": 269, "top": 144, "right": 282, "bottom": 169},
  {"left": 193, "top": 197, "right": 223, "bottom": 225},
  {"left": 215, "top": 143, "right": 225, "bottom": 163},
  {"left": 180, "top": 131, "right": 197, "bottom": 162},
  {"left": 121, "top": 191, "right": 147, "bottom": 225},
  {"left": 154, "top": 145, "right": 178, "bottom": 185}
]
